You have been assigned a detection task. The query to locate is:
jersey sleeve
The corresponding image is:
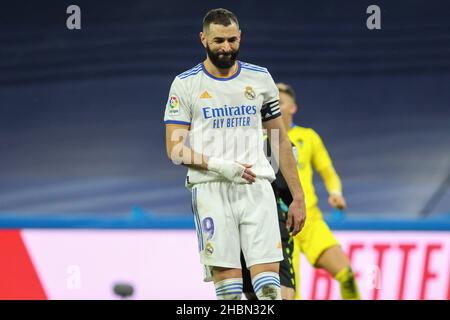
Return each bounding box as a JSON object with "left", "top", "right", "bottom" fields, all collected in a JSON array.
[
  {"left": 163, "top": 76, "right": 192, "bottom": 126},
  {"left": 311, "top": 129, "right": 333, "bottom": 172},
  {"left": 261, "top": 72, "right": 281, "bottom": 122}
]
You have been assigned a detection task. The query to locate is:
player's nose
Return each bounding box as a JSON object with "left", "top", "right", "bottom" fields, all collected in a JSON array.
[{"left": 221, "top": 41, "right": 232, "bottom": 53}]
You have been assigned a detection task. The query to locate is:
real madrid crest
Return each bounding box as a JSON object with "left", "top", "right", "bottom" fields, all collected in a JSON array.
[
  {"left": 205, "top": 242, "right": 214, "bottom": 256},
  {"left": 244, "top": 86, "right": 256, "bottom": 100}
]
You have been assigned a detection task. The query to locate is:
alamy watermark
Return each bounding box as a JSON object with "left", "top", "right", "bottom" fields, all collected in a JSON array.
[
  {"left": 66, "top": 265, "right": 81, "bottom": 290},
  {"left": 367, "top": 5, "right": 381, "bottom": 30},
  {"left": 66, "top": 5, "right": 81, "bottom": 30}
]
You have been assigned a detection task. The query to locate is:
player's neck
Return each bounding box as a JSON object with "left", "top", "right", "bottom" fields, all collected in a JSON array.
[
  {"left": 283, "top": 116, "right": 293, "bottom": 131},
  {"left": 203, "top": 58, "right": 238, "bottom": 78}
]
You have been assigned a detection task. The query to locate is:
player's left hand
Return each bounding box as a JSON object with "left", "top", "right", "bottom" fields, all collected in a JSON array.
[
  {"left": 328, "top": 193, "right": 347, "bottom": 210},
  {"left": 286, "top": 198, "right": 306, "bottom": 236}
]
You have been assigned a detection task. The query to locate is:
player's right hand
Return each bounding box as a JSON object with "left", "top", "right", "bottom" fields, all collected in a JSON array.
[{"left": 329, "top": 193, "right": 347, "bottom": 210}]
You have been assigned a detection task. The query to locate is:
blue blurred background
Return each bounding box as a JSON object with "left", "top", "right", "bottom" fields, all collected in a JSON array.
[{"left": 0, "top": 0, "right": 449, "bottom": 227}]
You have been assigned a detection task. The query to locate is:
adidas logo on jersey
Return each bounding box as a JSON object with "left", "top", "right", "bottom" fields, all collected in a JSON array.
[{"left": 200, "top": 91, "right": 212, "bottom": 99}]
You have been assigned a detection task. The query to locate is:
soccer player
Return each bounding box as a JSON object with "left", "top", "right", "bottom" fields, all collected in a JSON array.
[
  {"left": 164, "top": 9, "right": 306, "bottom": 300},
  {"left": 276, "top": 82, "right": 360, "bottom": 300}
]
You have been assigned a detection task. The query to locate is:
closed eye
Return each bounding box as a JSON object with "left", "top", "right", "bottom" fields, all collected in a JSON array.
[{"left": 213, "top": 37, "right": 238, "bottom": 44}]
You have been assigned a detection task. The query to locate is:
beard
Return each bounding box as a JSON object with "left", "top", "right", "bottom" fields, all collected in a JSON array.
[{"left": 206, "top": 44, "right": 239, "bottom": 69}]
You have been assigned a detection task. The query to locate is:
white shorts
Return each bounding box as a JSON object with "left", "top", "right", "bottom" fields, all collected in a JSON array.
[{"left": 191, "top": 179, "right": 283, "bottom": 281}]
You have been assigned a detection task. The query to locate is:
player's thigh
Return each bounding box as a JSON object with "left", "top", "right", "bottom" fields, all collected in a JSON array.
[
  {"left": 240, "top": 179, "right": 283, "bottom": 268},
  {"left": 211, "top": 267, "right": 243, "bottom": 283},
  {"left": 192, "top": 183, "right": 241, "bottom": 269},
  {"left": 249, "top": 262, "right": 279, "bottom": 278}
]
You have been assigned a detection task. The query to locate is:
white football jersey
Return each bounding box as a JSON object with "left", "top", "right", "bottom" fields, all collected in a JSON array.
[{"left": 164, "top": 61, "right": 281, "bottom": 187}]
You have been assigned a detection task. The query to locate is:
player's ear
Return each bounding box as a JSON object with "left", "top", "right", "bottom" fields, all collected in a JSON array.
[
  {"left": 200, "top": 32, "right": 207, "bottom": 48},
  {"left": 291, "top": 103, "right": 298, "bottom": 115}
]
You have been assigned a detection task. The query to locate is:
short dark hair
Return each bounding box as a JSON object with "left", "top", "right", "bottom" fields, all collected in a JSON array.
[
  {"left": 277, "top": 83, "right": 296, "bottom": 102},
  {"left": 203, "top": 8, "right": 239, "bottom": 31}
]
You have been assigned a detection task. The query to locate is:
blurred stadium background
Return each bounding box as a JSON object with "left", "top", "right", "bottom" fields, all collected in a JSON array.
[{"left": 0, "top": 0, "right": 449, "bottom": 299}]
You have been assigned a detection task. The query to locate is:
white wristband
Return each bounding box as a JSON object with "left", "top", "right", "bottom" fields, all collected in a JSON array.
[
  {"left": 208, "top": 157, "right": 247, "bottom": 183},
  {"left": 207, "top": 157, "right": 224, "bottom": 173}
]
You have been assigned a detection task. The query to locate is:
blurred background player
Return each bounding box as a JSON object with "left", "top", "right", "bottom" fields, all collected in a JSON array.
[{"left": 276, "top": 82, "right": 360, "bottom": 300}]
